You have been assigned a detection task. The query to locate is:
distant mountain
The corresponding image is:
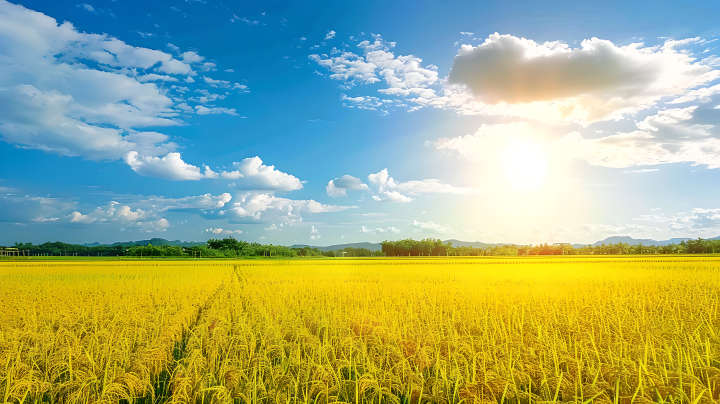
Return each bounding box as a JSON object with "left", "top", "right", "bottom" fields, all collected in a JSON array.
[
  {"left": 592, "top": 236, "right": 661, "bottom": 247},
  {"left": 82, "top": 238, "right": 205, "bottom": 248},
  {"left": 289, "top": 242, "right": 382, "bottom": 252},
  {"left": 589, "top": 236, "right": 720, "bottom": 247},
  {"left": 442, "top": 239, "right": 504, "bottom": 249}
]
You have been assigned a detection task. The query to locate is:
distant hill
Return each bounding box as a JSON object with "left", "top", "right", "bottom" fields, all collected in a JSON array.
[
  {"left": 590, "top": 236, "right": 720, "bottom": 247},
  {"left": 82, "top": 238, "right": 205, "bottom": 248},
  {"left": 442, "top": 239, "right": 504, "bottom": 249},
  {"left": 290, "top": 242, "right": 382, "bottom": 252},
  {"left": 292, "top": 240, "right": 504, "bottom": 252}
]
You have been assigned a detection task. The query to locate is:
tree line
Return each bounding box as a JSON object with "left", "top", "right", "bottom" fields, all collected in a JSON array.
[
  {"left": 8, "top": 238, "right": 385, "bottom": 258},
  {"left": 382, "top": 238, "right": 720, "bottom": 256},
  {"left": 9, "top": 237, "right": 720, "bottom": 258}
]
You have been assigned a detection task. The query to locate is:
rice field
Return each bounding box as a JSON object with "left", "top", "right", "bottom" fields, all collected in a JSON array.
[{"left": 1, "top": 257, "right": 719, "bottom": 404}]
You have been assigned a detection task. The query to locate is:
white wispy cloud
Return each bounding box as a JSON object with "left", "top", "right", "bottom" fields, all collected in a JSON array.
[
  {"left": 368, "top": 168, "right": 481, "bottom": 196},
  {"left": 559, "top": 106, "right": 720, "bottom": 168},
  {"left": 360, "top": 226, "right": 400, "bottom": 234},
  {"left": 205, "top": 228, "right": 242, "bottom": 235},
  {"left": 228, "top": 192, "right": 356, "bottom": 224},
  {"left": 411, "top": 220, "right": 453, "bottom": 234}
]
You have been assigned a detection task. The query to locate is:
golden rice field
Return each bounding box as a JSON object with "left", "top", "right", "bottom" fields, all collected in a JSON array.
[{"left": 1, "top": 257, "right": 720, "bottom": 404}]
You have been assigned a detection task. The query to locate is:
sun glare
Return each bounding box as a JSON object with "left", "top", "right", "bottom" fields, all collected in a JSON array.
[{"left": 502, "top": 142, "right": 548, "bottom": 191}]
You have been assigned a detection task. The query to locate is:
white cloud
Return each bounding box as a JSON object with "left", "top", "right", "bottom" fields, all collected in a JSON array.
[
  {"left": 325, "top": 30, "right": 336, "bottom": 40},
  {"left": 147, "top": 193, "right": 233, "bottom": 213},
  {"left": 326, "top": 175, "right": 370, "bottom": 197},
  {"left": 116, "top": 205, "right": 147, "bottom": 221},
  {"left": 372, "top": 191, "right": 413, "bottom": 203},
  {"left": 181, "top": 51, "right": 204, "bottom": 63},
  {"left": 153, "top": 218, "right": 170, "bottom": 231},
  {"left": 0, "top": 193, "right": 180, "bottom": 232},
  {"left": 124, "top": 151, "right": 218, "bottom": 180},
  {"left": 668, "top": 84, "right": 720, "bottom": 104},
  {"left": 195, "top": 105, "right": 239, "bottom": 115},
  {"left": 68, "top": 211, "right": 96, "bottom": 224},
  {"left": 221, "top": 157, "right": 303, "bottom": 191},
  {"left": 310, "top": 32, "right": 720, "bottom": 124},
  {"left": 368, "top": 168, "right": 481, "bottom": 197},
  {"left": 360, "top": 226, "right": 400, "bottom": 234},
  {"left": 445, "top": 33, "right": 719, "bottom": 123},
  {"left": 32, "top": 217, "right": 59, "bottom": 223},
  {"left": 0, "top": 2, "right": 236, "bottom": 171},
  {"left": 434, "top": 122, "right": 536, "bottom": 160},
  {"left": 411, "top": 220, "right": 453, "bottom": 234},
  {"left": 624, "top": 169, "right": 660, "bottom": 173},
  {"left": 201, "top": 76, "right": 245, "bottom": 90},
  {"left": 310, "top": 34, "right": 439, "bottom": 96},
  {"left": 136, "top": 74, "right": 180, "bottom": 82},
  {"left": 310, "top": 226, "right": 319, "bottom": 234},
  {"left": 206, "top": 228, "right": 242, "bottom": 235},
  {"left": 77, "top": 3, "right": 95, "bottom": 12},
  {"left": 559, "top": 106, "right": 720, "bottom": 168},
  {"left": 229, "top": 192, "right": 355, "bottom": 223}
]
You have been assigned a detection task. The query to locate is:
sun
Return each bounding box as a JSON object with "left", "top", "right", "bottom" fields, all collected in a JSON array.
[{"left": 501, "top": 142, "right": 548, "bottom": 191}]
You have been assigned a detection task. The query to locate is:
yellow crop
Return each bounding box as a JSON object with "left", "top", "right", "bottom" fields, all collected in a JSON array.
[{"left": 1, "top": 257, "right": 720, "bottom": 404}]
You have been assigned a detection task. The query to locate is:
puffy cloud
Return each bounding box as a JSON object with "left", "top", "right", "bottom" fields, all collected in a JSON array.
[
  {"left": 326, "top": 175, "right": 370, "bottom": 197},
  {"left": 68, "top": 211, "right": 96, "bottom": 224},
  {"left": 0, "top": 1, "right": 237, "bottom": 169},
  {"left": 124, "top": 151, "right": 218, "bottom": 180},
  {"left": 153, "top": 218, "right": 170, "bottom": 231},
  {"left": 116, "top": 206, "right": 147, "bottom": 221},
  {"left": 559, "top": 106, "right": 720, "bottom": 168},
  {"left": 222, "top": 157, "right": 304, "bottom": 191},
  {"left": 411, "top": 220, "right": 453, "bottom": 234},
  {"left": 325, "top": 30, "right": 336, "bottom": 40},
  {"left": 446, "top": 33, "right": 718, "bottom": 123},
  {"left": 181, "top": 51, "right": 204, "bottom": 63},
  {"left": 309, "top": 53, "right": 379, "bottom": 86}
]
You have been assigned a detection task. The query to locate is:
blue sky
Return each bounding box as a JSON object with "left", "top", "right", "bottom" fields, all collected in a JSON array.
[{"left": 1, "top": 0, "right": 720, "bottom": 246}]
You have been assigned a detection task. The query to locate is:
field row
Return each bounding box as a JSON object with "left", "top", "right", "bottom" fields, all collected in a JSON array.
[{"left": 1, "top": 258, "right": 720, "bottom": 403}]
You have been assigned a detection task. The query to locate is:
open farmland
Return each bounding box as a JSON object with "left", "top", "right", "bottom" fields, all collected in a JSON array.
[{"left": 1, "top": 257, "right": 720, "bottom": 404}]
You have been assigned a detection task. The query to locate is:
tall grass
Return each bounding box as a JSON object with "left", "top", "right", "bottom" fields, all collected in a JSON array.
[{"left": 1, "top": 257, "right": 719, "bottom": 403}]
